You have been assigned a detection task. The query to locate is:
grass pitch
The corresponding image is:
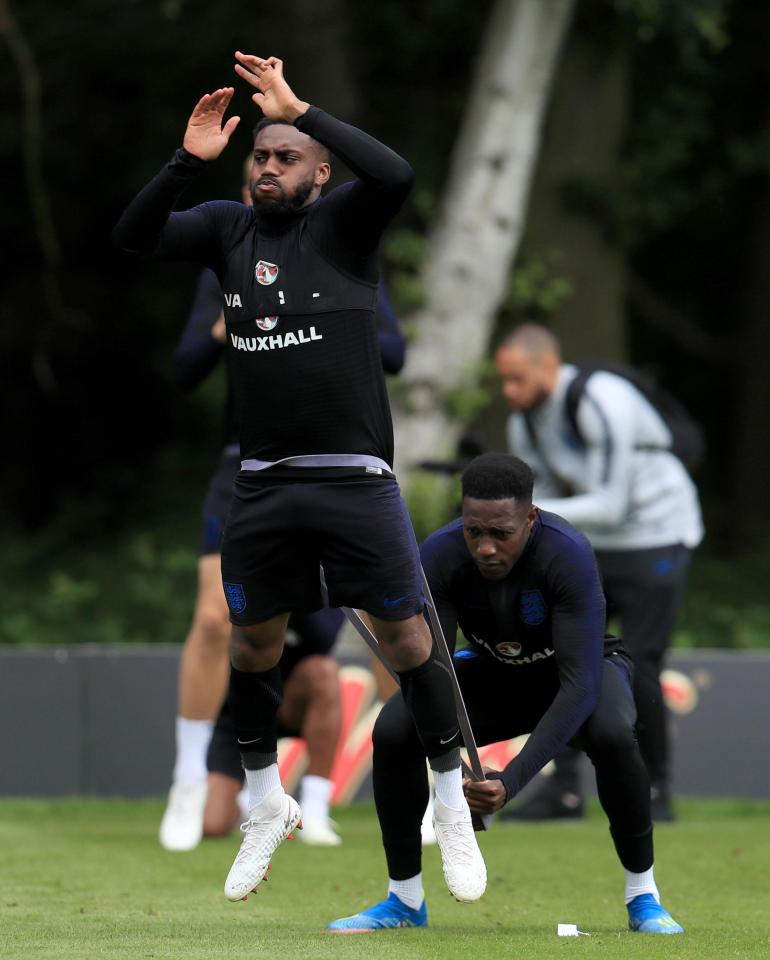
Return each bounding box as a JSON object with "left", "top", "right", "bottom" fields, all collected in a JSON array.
[{"left": 1, "top": 798, "right": 768, "bottom": 960}]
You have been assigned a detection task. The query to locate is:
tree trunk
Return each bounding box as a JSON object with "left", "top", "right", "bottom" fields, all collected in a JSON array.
[{"left": 391, "top": 0, "right": 575, "bottom": 477}]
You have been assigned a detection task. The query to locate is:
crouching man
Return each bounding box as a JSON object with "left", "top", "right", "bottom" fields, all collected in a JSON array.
[{"left": 327, "top": 453, "right": 684, "bottom": 935}]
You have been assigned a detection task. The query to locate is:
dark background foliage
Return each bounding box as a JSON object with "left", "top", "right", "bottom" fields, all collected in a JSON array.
[{"left": 1, "top": 0, "right": 768, "bottom": 646}]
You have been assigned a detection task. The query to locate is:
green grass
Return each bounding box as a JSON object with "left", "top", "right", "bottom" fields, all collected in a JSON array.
[{"left": 1, "top": 799, "right": 768, "bottom": 960}]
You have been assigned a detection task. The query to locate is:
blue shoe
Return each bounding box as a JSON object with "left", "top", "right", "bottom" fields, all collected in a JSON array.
[
  {"left": 327, "top": 892, "right": 428, "bottom": 932},
  {"left": 627, "top": 894, "right": 684, "bottom": 934}
]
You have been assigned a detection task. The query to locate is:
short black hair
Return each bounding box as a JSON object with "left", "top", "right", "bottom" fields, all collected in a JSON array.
[
  {"left": 461, "top": 453, "right": 534, "bottom": 503},
  {"left": 252, "top": 118, "right": 331, "bottom": 164}
]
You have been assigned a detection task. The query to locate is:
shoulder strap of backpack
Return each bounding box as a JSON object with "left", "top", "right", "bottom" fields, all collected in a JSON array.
[
  {"left": 564, "top": 367, "right": 594, "bottom": 443},
  {"left": 522, "top": 410, "right": 576, "bottom": 494}
]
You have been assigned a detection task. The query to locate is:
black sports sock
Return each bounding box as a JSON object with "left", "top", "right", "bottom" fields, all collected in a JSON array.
[{"left": 228, "top": 665, "right": 281, "bottom": 769}]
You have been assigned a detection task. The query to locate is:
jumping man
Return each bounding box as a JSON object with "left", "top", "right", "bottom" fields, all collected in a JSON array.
[{"left": 114, "top": 53, "right": 485, "bottom": 905}]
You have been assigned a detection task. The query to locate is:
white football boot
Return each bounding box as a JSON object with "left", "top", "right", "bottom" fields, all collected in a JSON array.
[
  {"left": 224, "top": 787, "right": 302, "bottom": 901},
  {"left": 432, "top": 794, "right": 487, "bottom": 901},
  {"left": 159, "top": 781, "right": 208, "bottom": 852}
]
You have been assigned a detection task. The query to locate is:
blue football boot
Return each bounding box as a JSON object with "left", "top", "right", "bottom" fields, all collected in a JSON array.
[
  {"left": 327, "top": 892, "right": 428, "bottom": 932},
  {"left": 627, "top": 894, "right": 684, "bottom": 934}
]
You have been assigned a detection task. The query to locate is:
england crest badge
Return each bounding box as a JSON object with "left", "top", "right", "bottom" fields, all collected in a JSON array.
[
  {"left": 223, "top": 582, "right": 247, "bottom": 615},
  {"left": 255, "top": 260, "right": 279, "bottom": 285},
  {"left": 255, "top": 316, "right": 279, "bottom": 331},
  {"left": 519, "top": 589, "right": 547, "bottom": 625}
]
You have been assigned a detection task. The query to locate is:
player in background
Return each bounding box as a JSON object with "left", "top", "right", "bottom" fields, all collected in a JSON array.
[
  {"left": 328, "top": 454, "right": 684, "bottom": 935},
  {"left": 115, "top": 54, "right": 485, "bottom": 905},
  {"left": 160, "top": 161, "right": 407, "bottom": 852},
  {"left": 494, "top": 324, "right": 703, "bottom": 822},
  {"left": 203, "top": 608, "right": 345, "bottom": 841}
]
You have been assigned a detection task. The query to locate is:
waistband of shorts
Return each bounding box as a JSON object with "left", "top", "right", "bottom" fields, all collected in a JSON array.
[{"left": 240, "top": 453, "right": 394, "bottom": 476}]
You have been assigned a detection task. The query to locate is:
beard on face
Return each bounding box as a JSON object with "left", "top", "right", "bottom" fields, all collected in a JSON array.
[{"left": 250, "top": 173, "right": 316, "bottom": 219}]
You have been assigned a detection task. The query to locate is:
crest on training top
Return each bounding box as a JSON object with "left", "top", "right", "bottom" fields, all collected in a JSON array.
[
  {"left": 255, "top": 316, "right": 279, "bottom": 331},
  {"left": 519, "top": 589, "right": 547, "bottom": 625},
  {"left": 255, "top": 260, "right": 279, "bottom": 285},
  {"left": 496, "top": 641, "right": 523, "bottom": 658}
]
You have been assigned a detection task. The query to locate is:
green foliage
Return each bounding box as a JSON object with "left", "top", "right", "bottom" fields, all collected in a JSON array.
[
  {"left": 403, "top": 472, "right": 459, "bottom": 545},
  {"left": 0, "top": 493, "right": 200, "bottom": 647},
  {"left": 674, "top": 538, "right": 770, "bottom": 649},
  {"left": 441, "top": 358, "right": 499, "bottom": 423},
  {"left": 598, "top": 0, "right": 733, "bottom": 246},
  {"left": 383, "top": 227, "right": 428, "bottom": 318},
  {"left": 547, "top": 0, "right": 733, "bottom": 252},
  {"left": 608, "top": 0, "right": 728, "bottom": 50},
  {"left": 442, "top": 383, "right": 495, "bottom": 425},
  {"left": 3, "top": 487, "right": 769, "bottom": 650},
  {"left": 502, "top": 256, "right": 574, "bottom": 322}
]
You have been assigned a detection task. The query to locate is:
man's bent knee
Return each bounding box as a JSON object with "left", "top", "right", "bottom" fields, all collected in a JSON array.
[
  {"left": 291, "top": 653, "right": 340, "bottom": 696},
  {"left": 229, "top": 615, "right": 288, "bottom": 671},
  {"left": 191, "top": 603, "right": 231, "bottom": 652},
  {"left": 369, "top": 613, "right": 432, "bottom": 672},
  {"left": 585, "top": 722, "right": 637, "bottom": 761}
]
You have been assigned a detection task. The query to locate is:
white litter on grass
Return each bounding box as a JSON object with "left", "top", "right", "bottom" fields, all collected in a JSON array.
[{"left": 557, "top": 923, "right": 590, "bottom": 937}]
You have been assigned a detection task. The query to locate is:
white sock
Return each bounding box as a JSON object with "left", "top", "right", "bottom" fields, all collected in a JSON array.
[
  {"left": 299, "top": 774, "right": 333, "bottom": 822},
  {"left": 244, "top": 763, "right": 282, "bottom": 810},
  {"left": 388, "top": 874, "right": 424, "bottom": 910},
  {"left": 172, "top": 716, "right": 214, "bottom": 785},
  {"left": 625, "top": 866, "right": 660, "bottom": 905},
  {"left": 432, "top": 766, "right": 465, "bottom": 811}
]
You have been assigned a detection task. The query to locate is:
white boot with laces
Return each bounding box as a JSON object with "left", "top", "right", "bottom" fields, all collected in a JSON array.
[
  {"left": 432, "top": 794, "right": 487, "bottom": 902},
  {"left": 224, "top": 787, "right": 302, "bottom": 901}
]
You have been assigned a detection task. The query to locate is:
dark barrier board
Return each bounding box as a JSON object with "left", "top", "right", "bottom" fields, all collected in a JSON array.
[{"left": 0, "top": 646, "right": 768, "bottom": 799}]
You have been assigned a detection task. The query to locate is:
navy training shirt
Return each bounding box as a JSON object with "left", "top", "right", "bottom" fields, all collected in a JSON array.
[
  {"left": 114, "top": 106, "right": 413, "bottom": 469},
  {"left": 172, "top": 268, "right": 407, "bottom": 447},
  {"left": 421, "top": 509, "right": 613, "bottom": 799}
]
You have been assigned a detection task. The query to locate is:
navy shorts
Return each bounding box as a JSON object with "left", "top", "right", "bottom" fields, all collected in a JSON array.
[
  {"left": 207, "top": 607, "right": 345, "bottom": 779},
  {"left": 199, "top": 449, "right": 240, "bottom": 556},
  {"left": 220, "top": 469, "right": 424, "bottom": 625}
]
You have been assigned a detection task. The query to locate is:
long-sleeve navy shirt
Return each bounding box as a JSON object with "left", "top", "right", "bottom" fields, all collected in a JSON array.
[
  {"left": 421, "top": 510, "right": 614, "bottom": 799},
  {"left": 173, "top": 268, "right": 407, "bottom": 445},
  {"left": 114, "top": 106, "right": 413, "bottom": 469}
]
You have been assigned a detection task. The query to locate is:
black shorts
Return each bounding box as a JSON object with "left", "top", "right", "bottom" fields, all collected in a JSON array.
[
  {"left": 207, "top": 608, "right": 345, "bottom": 780},
  {"left": 199, "top": 449, "right": 240, "bottom": 556},
  {"left": 220, "top": 469, "right": 424, "bottom": 624}
]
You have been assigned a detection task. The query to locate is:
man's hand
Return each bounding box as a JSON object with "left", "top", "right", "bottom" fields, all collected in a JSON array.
[
  {"left": 233, "top": 53, "right": 309, "bottom": 123},
  {"left": 463, "top": 767, "right": 508, "bottom": 815},
  {"left": 211, "top": 312, "right": 226, "bottom": 344},
  {"left": 183, "top": 88, "right": 240, "bottom": 162}
]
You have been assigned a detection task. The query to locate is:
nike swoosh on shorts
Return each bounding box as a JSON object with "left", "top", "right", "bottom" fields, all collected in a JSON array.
[{"left": 383, "top": 594, "right": 417, "bottom": 609}]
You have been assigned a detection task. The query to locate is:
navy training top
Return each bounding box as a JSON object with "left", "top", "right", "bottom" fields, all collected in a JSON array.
[
  {"left": 114, "top": 106, "right": 413, "bottom": 469},
  {"left": 173, "top": 268, "right": 407, "bottom": 446},
  {"left": 421, "top": 509, "right": 615, "bottom": 799}
]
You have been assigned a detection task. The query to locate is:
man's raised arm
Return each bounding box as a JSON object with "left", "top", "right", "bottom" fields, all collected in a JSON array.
[
  {"left": 234, "top": 53, "right": 413, "bottom": 248},
  {"left": 113, "top": 88, "right": 240, "bottom": 258}
]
